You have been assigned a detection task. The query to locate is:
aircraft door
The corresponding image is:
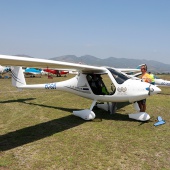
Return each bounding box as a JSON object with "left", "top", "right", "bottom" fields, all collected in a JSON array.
[{"left": 86, "top": 74, "right": 116, "bottom": 95}]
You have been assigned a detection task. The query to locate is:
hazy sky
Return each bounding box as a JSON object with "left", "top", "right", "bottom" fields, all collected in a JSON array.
[{"left": 0, "top": 0, "right": 170, "bottom": 64}]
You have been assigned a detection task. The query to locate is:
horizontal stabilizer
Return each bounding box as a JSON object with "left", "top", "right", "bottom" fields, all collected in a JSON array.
[
  {"left": 154, "top": 116, "right": 166, "bottom": 126},
  {"left": 154, "top": 121, "right": 166, "bottom": 126}
]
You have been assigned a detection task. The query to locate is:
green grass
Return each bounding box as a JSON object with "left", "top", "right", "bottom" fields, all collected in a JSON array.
[{"left": 0, "top": 74, "right": 170, "bottom": 170}]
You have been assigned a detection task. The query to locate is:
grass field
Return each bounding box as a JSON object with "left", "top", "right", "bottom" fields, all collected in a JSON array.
[{"left": 0, "top": 74, "right": 170, "bottom": 170}]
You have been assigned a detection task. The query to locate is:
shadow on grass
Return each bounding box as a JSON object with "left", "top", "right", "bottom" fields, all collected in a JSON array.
[
  {"left": 0, "top": 115, "right": 85, "bottom": 151},
  {"left": 0, "top": 98, "right": 85, "bottom": 151},
  {"left": 93, "top": 102, "right": 152, "bottom": 125},
  {"left": 94, "top": 110, "right": 152, "bottom": 127},
  {"left": 94, "top": 110, "right": 133, "bottom": 122},
  {"left": 0, "top": 98, "right": 36, "bottom": 103},
  {"left": 92, "top": 102, "right": 132, "bottom": 122},
  {"left": 158, "top": 93, "right": 170, "bottom": 96},
  {"left": 0, "top": 100, "right": 149, "bottom": 151},
  {"left": 0, "top": 98, "right": 80, "bottom": 112}
]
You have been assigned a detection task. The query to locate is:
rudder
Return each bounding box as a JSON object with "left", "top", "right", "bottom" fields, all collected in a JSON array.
[{"left": 11, "top": 66, "right": 26, "bottom": 87}]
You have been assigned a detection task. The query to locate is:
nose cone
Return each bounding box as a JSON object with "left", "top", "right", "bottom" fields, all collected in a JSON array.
[{"left": 147, "top": 84, "right": 161, "bottom": 95}]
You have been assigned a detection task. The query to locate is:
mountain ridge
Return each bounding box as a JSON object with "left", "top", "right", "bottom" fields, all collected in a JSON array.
[{"left": 50, "top": 55, "right": 170, "bottom": 73}]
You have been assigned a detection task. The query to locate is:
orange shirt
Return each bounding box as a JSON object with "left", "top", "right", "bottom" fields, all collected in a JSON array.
[{"left": 141, "top": 73, "right": 152, "bottom": 83}]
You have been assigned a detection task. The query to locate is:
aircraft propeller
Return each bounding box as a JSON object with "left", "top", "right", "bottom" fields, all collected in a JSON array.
[{"left": 148, "top": 84, "right": 154, "bottom": 95}]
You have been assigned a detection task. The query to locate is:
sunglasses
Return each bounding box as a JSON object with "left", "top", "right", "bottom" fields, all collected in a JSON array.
[{"left": 141, "top": 68, "right": 145, "bottom": 70}]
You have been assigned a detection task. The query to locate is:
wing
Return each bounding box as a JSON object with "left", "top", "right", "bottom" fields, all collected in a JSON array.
[
  {"left": 117, "top": 68, "right": 140, "bottom": 73},
  {"left": 0, "top": 55, "right": 107, "bottom": 74}
]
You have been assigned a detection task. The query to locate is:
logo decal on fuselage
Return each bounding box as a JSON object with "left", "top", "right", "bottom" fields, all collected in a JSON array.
[{"left": 117, "top": 87, "right": 127, "bottom": 95}]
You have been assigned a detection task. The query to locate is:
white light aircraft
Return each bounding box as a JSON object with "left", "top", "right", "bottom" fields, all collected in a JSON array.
[
  {"left": 0, "top": 55, "right": 161, "bottom": 121},
  {"left": 130, "top": 72, "right": 170, "bottom": 87},
  {"left": 134, "top": 64, "right": 170, "bottom": 87},
  {"left": 154, "top": 76, "right": 170, "bottom": 87}
]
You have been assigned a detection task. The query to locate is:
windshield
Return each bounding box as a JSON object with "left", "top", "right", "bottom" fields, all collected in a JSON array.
[{"left": 107, "top": 68, "right": 129, "bottom": 84}]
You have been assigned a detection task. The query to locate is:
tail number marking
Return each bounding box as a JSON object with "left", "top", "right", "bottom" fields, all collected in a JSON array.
[{"left": 45, "top": 83, "right": 56, "bottom": 89}]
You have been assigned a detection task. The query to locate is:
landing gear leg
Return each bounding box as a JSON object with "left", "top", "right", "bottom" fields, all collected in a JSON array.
[
  {"left": 109, "top": 102, "right": 117, "bottom": 114},
  {"left": 90, "top": 100, "right": 97, "bottom": 110},
  {"left": 72, "top": 100, "right": 96, "bottom": 120}
]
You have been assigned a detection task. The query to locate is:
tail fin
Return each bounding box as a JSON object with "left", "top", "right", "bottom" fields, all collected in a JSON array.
[{"left": 11, "top": 66, "right": 26, "bottom": 87}]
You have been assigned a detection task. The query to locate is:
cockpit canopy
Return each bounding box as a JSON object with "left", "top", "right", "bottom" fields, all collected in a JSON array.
[{"left": 107, "top": 68, "right": 129, "bottom": 84}]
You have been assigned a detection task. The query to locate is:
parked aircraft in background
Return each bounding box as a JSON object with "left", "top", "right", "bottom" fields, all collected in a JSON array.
[
  {"left": 128, "top": 71, "right": 170, "bottom": 87},
  {"left": 43, "top": 68, "right": 69, "bottom": 77},
  {"left": 0, "top": 55, "right": 161, "bottom": 122},
  {"left": 0, "top": 65, "right": 10, "bottom": 74},
  {"left": 123, "top": 64, "right": 170, "bottom": 87},
  {"left": 23, "top": 67, "right": 45, "bottom": 77},
  {"left": 154, "top": 75, "right": 170, "bottom": 87}
]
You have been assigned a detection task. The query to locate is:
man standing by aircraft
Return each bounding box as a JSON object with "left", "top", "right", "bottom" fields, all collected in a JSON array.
[{"left": 137, "top": 64, "right": 152, "bottom": 112}]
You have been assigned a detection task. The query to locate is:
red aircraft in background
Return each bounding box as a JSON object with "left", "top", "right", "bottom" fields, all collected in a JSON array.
[{"left": 43, "top": 68, "right": 69, "bottom": 77}]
